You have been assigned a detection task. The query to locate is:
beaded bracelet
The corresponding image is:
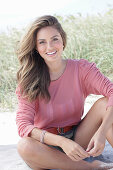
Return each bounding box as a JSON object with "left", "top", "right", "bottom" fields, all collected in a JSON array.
[{"left": 40, "top": 130, "right": 46, "bottom": 143}]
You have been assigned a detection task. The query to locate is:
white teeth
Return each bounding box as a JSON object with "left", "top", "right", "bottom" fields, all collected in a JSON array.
[{"left": 47, "top": 51, "right": 56, "bottom": 55}]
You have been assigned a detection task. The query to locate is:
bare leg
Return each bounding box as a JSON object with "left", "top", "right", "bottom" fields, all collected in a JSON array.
[
  {"left": 73, "top": 97, "right": 113, "bottom": 169},
  {"left": 74, "top": 97, "right": 113, "bottom": 149},
  {"left": 17, "top": 136, "right": 113, "bottom": 170},
  {"left": 17, "top": 137, "right": 94, "bottom": 170},
  {"left": 17, "top": 97, "right": 113, "bottom": 170}
]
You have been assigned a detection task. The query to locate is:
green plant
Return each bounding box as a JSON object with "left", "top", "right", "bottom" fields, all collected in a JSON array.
[{"left": 0, "top": 13, "right": 113, "bottom": 111}]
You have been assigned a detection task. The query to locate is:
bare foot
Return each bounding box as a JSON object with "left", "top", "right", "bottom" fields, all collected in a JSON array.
[{"left": 91, "top": 160, "right": 113, "bottom": 170}]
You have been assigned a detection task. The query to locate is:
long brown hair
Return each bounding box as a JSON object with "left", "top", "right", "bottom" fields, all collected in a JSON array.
[{"left": 17, "top": 15, "right": 67, "bottom": 101}]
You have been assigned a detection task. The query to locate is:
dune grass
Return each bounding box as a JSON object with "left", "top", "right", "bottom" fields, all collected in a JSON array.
[{"left": 0, "top": 13, "right": 113, "bottom": 111}]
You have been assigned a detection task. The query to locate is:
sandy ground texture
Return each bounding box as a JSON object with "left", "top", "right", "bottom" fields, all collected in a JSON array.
[{"left": 0, "top": 95, "right": 113, "bottom": 170}]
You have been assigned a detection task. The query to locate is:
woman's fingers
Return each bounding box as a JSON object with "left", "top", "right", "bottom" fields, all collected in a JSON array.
[
  {"left": 70, "top": 145, "right": 90, "bottom": 161},
  {"left": 67, "top": 145, "right": 89, "bottom": 161},
  {"left": 68, "top": 154, "right": 83, "bottom": 161},
  {"left": 86, "top": 140, "right": 94, "bottom": 152},
  {"left": 88, "top": 144, "right": 104, "bottom": 157},
  {"left": 76, "top": 144, "right": 90, "bottom": 158},
  {"left": 61, "top": 138, "right": 90, "bottom": 161},
  {"left": 86, "top": 131, "right": 106, "bottom": 157},
  {"left": 91, "top": 148, "right": 102, "bottom": 157}
]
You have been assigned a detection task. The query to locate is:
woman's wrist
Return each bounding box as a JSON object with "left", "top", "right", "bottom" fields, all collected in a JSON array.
[
  {"left": 30, "top": 128, "right": 69, "bottom": 147},
  {"left": 57, "top": 136, "right": 68, "bottom": 148},
  {"left": 96, "top": 126, "right": 107, "bottom": 137}
]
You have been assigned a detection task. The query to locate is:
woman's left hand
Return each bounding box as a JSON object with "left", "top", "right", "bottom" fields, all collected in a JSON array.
[{"left": 86, "top": 131, "right": 106, "bottom": 157}]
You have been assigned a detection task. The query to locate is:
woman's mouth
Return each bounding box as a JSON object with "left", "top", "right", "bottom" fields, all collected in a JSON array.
[{"left": 46, "top": 51, "right": 57, "bottom": 56}]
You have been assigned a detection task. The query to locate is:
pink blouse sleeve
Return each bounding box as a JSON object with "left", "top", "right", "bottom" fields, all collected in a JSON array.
[
  {"left": 78, "top": 59, "right": 113, "bottom": 109},
  {"left": 16, "top": 87, "right": 37, "bottom": 137}
]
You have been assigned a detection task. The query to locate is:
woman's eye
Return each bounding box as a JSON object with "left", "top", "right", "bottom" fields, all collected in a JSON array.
[
  {"left": 53, "top": 38, "right": 58, "bottom": 41},
  {"left": 39, "top": 41, "right": 45, "bottom": 44}
]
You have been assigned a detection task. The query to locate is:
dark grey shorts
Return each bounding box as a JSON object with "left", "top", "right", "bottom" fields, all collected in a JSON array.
[{"left": 47, "top": 124, "right": 79, "bottom": 153}]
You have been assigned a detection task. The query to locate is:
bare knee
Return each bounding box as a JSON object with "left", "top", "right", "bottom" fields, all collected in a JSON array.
[
  {"left": 17, "top": 137, "right": 33, "bottom": 158},
  {"left": 17, "top": 137, "right": 46, "bottom": 159},
  {"left": 94, "top": 97, "right": 108, "bottom": 118},
  {"left": 17, "top": 137, "right": 45, "bottom": 169},
  {"left": 97, "top": 96, "right": 108, "bottom": 104},
  {"left": 95, "top": 97, "right": 108, "bottom": 108}
]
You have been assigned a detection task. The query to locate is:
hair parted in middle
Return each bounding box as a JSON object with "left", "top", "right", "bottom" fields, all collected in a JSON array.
[{"left": 17, "top": 15, "right": 67, "bottom": 102}]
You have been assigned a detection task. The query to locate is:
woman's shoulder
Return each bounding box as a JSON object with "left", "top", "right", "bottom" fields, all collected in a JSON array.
[
  {"left": 67, "top": 58, "right": 97, "bottom": 76},
  {"left": 67, "top": 58, "right": 93, "bottom": 66},
  {"left": 68, "top": 58, "right": 93, "bottom": 64},
  {"left": 68, "top": 58, "right": 96, "bottom": 68},
  {"left": 67, "top": 58, "right": 78, "bottom": 66}
]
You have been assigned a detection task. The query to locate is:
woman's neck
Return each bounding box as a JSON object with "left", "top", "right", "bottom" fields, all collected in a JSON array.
[{"left": 47, "top": 59, "right": 67, "bottom": 81}]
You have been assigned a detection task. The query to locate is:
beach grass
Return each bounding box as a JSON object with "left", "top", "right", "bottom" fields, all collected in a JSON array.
[{"left": 0, "top": 13, "right": 113, "bottom": 111}]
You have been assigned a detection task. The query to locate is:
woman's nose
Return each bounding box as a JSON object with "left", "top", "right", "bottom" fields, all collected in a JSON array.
[{"left": 47, "top": 42, "right": 53, "bottom": 50}]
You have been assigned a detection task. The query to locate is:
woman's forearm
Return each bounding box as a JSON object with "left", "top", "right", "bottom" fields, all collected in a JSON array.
[
  {"left": 29, "top": 127, "right": 65, "bottom": 147},
  {"left": 98, "top": 106, "right": 113, "bottom": 135}
]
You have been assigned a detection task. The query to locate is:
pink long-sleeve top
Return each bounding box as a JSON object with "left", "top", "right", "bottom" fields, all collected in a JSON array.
[{"left": 16, "top": 59, "right": 113, "bottom": 137}]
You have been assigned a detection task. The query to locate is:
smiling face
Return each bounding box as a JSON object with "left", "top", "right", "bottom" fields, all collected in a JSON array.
[{"left": 36, "top": 26, "right": 64, "bottom": 63}]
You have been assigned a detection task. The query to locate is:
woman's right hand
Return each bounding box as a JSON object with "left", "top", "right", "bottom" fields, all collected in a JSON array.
[{"left": 59, "top": 137, "right": 90, "bottom": 161}]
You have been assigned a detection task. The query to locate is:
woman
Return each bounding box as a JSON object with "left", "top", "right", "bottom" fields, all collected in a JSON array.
[{"left": 16, "top": 15, "right": 113, "bottom": 170}]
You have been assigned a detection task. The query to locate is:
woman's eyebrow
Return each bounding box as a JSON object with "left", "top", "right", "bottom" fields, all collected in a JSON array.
[
  {"left": 37, "top": 39, "right": 45, "bottom": 41},
  {"left": 51, "top": 35, "right": 59, "bottom": 39},
  {"left": 37, "top": 35, "right": 60, "bottom": 41}
]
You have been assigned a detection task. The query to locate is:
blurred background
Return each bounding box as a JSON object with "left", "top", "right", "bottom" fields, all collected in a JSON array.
[
  {"left": 0, "top": 0, "right": 113, "bottom": 111},
  {"left": 0, "top": 0, "right": 113, "bottom": 31}
]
